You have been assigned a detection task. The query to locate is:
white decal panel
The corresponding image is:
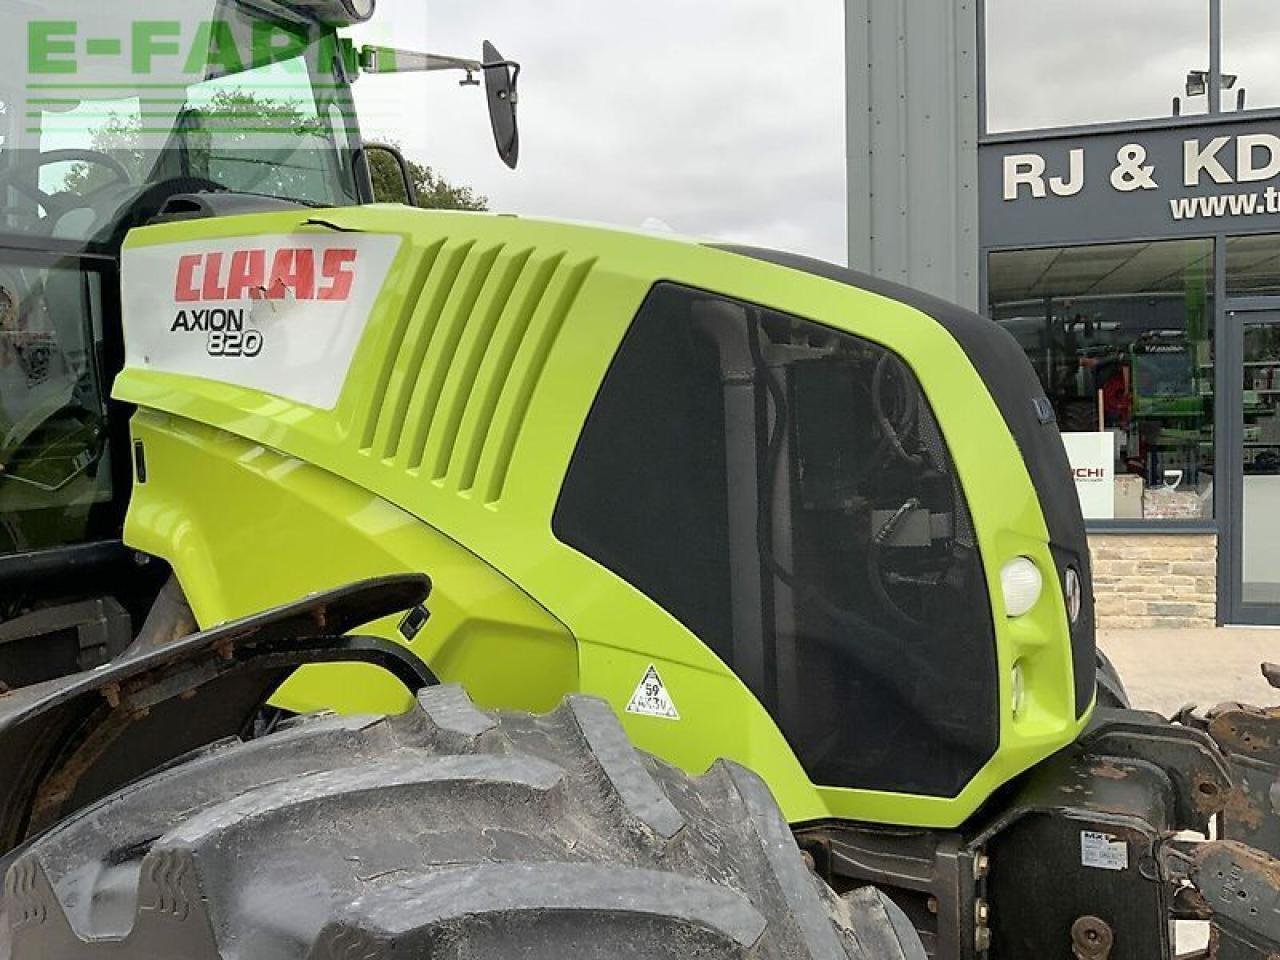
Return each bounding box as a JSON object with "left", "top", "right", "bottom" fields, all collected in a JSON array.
[
  {"left": 626, "top": 664, "right": 680, "bottom": 720},
  {"left": 121, "top": 233, "right": 402, "bottom": 410}
]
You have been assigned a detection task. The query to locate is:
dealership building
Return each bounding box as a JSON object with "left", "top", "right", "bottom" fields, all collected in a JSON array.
[{"left": 847, "top": 0, "right": 1280, "bottom": 627}]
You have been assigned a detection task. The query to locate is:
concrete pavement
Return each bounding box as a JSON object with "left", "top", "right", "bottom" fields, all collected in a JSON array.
[{"left": 1098, "top": 626, "right": 1280, "bottom": 715}]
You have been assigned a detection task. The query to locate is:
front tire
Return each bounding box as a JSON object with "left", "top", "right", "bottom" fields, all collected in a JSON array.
[{"left": 2, "top": 687, "right": 921, "bottom": 959}]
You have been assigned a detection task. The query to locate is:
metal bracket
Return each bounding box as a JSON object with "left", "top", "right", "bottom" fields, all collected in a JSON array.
[
  {"left": 1083, "top": 708, "right": 1233, "bottom": 830},
  {"left": 1202, "top": 676, "right": 1280, "bottom": 858},
  {"left": 1163, "top": 838, "right": 1280, "bottom": 958}
]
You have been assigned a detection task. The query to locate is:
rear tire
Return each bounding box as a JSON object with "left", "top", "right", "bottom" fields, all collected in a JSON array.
[{"left": 1, "top": 687, "right": 921, "bottom": 959}]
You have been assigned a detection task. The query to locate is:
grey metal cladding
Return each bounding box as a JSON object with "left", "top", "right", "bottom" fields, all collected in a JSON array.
[{"left": 846, "top": 0, "right": 981, "bottom": 310}]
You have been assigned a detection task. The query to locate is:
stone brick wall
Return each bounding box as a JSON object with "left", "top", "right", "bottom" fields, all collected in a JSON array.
[{"left": 1088, "top": 534, "right": 1217, "bottom": 629}]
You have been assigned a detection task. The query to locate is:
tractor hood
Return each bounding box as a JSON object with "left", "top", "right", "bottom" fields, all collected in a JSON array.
[
  {"left": 0, "top": 576, "right": 433, "bottom": 855},
  {"left": 112, "top": 206, "right": 1095, "bottom": 830}
]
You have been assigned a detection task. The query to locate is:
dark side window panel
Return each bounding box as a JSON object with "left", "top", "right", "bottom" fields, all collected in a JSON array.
[
  {"left": 554, "top": 283, "right": 999, "bottom": 797},
  {"left": 0, "top": 255, "right": 119, "bottom": 558},
  {"left": 715, "top": 245, "right": 1095, "bottom": 717}
]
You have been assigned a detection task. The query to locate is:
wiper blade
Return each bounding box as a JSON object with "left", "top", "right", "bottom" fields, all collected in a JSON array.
[{"left": 204, "top": 187, "right": 327, "bottom": 209}]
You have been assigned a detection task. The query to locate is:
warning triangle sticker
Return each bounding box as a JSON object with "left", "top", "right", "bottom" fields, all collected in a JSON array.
[{"left": 626, "top": 664, "right": 680, "bottom": 720}]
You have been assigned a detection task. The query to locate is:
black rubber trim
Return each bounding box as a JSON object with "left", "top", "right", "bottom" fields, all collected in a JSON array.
[
  {"left": 712, "top": 245, "right": 1096, "bottom": 717},
  {"left": 0, "top": 541, "right": 133, "bottom": 586}
]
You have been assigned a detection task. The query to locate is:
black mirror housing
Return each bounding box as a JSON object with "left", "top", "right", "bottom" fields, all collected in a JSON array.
[{"left": 483, "top": 41, "right": 520, "bottom": 170}]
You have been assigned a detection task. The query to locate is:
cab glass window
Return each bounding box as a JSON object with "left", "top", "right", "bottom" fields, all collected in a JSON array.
[
  {"left": 554, "top": 283, "right": 998, "bottom": 797},
  {"left": 182, "top": 55, "right": 345, "bottom": 206},
  {"left": 0, "top": 254, "right": 114, "bottom": 554},
  {"left": 0, "top": 1, "right": 360, "bottom": 244}
]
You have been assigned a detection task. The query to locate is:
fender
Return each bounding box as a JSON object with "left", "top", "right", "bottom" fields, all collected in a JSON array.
[
  {"left": 0, "top": 577, "right": 432, "bottom": 852},
  {"left": 124, "top": 410, "right": 579, "bottom": 718}
]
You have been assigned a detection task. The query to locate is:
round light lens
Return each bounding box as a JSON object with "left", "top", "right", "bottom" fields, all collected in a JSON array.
[
  {"left": 1000, "top": 556, "right": 1043, "bottom": 618},
  {"left": 1064, "top": 567, "right": 1083, "bottom": 625},
  {"left": 295, "top": 0, "right": 376, "bottom": 25}
]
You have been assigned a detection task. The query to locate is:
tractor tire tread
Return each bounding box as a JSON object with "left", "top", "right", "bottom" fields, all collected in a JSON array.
[{"left": 0, "top": 687, "right": 909, "bottom": 960}]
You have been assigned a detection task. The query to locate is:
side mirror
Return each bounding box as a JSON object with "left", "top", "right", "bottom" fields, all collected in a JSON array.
[
  {"left": 363, "top": 143, "right": 418, "bottom": 206},
  {"left": 357, "top": 41, "right": 521, "bottom": 171},
  {"left": 483, "top": 41, "right": 520, "bottom": 170}
]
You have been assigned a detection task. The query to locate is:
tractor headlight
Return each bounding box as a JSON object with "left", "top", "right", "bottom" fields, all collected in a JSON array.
[
  {"left": 1064, "top": 567, "right": 1083, "bottom": 626},
  {"left": 1000, "top": 556, "right": 1042, "bottom": 617},
  {"left": 1010, "top": 660, "right": 1027, "bottom": 716},
  {"left": 290, "top": 0, "right": 376, "bottom": 25}
]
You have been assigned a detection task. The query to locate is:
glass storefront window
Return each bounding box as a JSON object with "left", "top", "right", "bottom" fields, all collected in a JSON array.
[
  {"left": 1227, "top": 236, "right": 1280, "bottom": 600},
  {"left": 1226, "top": 233, "right": 1280, "bottom": 296},
  {"left": 988, "top": 239, "right": 1215, "bottom": 521},
  {"left": 983, "top": 0, "right": 1208, "bottom": 133},
  {"left": 1238, "top": 320, "right": 1280, "bottom": 605}
]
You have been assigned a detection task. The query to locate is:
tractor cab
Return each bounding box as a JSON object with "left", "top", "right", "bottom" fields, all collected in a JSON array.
[{"left": 0, "top": 0, "right": 517, "bottom": 687}]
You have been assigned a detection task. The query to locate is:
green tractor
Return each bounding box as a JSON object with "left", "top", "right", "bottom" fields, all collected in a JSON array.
[{"left": 2, "top": 2, "right": 1279, "bottom": 958}]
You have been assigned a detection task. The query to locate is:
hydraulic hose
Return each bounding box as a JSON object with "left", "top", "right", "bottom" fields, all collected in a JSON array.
[{"left": 871, "top": 353, "right": 923, "bottom": 468}]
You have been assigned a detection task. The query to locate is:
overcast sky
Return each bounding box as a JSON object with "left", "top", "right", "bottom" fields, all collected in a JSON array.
[
  {"left": 985, "top": 0, "right": 1280, "bottom": 131},
  {"left": 349, "top": 1, "right": 1280, "bottom": 268},
  {"left": 352, "top": 0, "right": 848, "bottom": 264}
]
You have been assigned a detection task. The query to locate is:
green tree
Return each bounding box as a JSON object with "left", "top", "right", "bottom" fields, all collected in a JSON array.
[
  {"left": 61, "top": 112, "right": 148, "bottom": 195},
  {"left": 368, "top": 147, "right": 488, "bottom": 211}
]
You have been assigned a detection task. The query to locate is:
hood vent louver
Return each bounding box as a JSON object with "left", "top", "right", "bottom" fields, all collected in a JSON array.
[{"left": 360, "top": 238, "right": 594, "bottom": 505}]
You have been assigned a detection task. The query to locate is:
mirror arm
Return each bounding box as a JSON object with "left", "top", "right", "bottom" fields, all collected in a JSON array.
[
  {"left": 455, "top": 60, "right": 520, "bottom": 93},
  {"left": 359, "top": 46, "right": 479, "bottom": 75},
  {"left": 358, "top": 46, "right": 520, "bottom": 95}
]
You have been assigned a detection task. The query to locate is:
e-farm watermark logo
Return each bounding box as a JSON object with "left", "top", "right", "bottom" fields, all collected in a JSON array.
[
  {"left": 27, "top": 18, "right": 317, "bottom": 79},
  {"left": 17, "top": 14, "right": 350, "bottom": 142}
]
